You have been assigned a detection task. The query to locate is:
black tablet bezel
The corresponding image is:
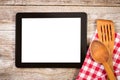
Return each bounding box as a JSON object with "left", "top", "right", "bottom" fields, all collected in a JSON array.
[{"left": 15, "top": 12, "right": 87, "bottom": 68}]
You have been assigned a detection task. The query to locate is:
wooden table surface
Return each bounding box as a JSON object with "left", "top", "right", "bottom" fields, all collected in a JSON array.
[{"left": 0, "top": 0, "right": 120, "bottom": 80}]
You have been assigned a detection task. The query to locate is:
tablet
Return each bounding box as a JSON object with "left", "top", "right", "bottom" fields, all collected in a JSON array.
[{"left": 16, "top": 12, "right": 87, "bottom": 68}]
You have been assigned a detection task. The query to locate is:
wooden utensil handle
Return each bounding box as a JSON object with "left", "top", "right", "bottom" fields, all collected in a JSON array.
[
  {"left": 108, "top": 52, "right": 113, "bottom": 71},
  {"left": 103, "top": 62, "right": 116, "bottom": 80}
]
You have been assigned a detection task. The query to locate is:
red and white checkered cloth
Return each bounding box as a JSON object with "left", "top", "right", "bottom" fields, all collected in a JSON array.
[{"left": 76, "top": 32, "right": 120, "bottom": 80}]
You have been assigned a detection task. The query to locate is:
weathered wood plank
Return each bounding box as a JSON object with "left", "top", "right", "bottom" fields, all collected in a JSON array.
[
  {"left": 0, "top": 23, "right": 15, "bottom": 31},
  {"left": 0, "top": 45, "right": 14, "bottom": 59},
  {"left": 18, "top": 0, "right": 120, "bottom": 6},
  {"left": 0, "top": 0, "right": 14, "bottom": 5},
  {"left": 1, "top": 65, "right": 77, "bottom": 80},
  {"left": 14, "top": 0, "right": 23, "bottom": 5},
  {"left": 0, "top": 0, "right": 120, "bottom": 6},
  {"left": 0, "top": 44, "right": 77, "bottom": 80},
  {"left": 0, "top": 59, "right": 13, "bottom": 70},
  {"left": 12, "top": 67, "right": 77, "bottom": 76},
  {"left": 0, "top": 72, "right": 50, "bottom": 80},
  {"left": 0, "top": 45, "right": 14, "bottom": 70},
  {"left": 0, "top": 6, "right": 120, "bottom": 44},
  {"left": 0, "top": 45, "right": 78, "bottom": 80},
  {"left": 0, "top": 31, "right": 15, "bottom": 45},
  {"left": 0, "top": 69, "right": 78, "bottom": 80}
]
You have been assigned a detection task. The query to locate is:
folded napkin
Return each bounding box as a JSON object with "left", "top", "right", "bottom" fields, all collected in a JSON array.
[{"left": 76, "top": 32, "right": 120, "bottom": 80}]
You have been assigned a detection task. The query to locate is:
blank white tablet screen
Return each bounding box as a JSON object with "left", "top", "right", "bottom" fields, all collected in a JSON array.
[{"left": 22, "top": 18, "right": 81, "bottom": 63}]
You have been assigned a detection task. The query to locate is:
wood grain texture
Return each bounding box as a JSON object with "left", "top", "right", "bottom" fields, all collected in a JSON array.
[
  {"left": 22, "top": 0, "right": 120, "bottom": 6},
  {"left": 0, "top": 31, "right": 14, "bottom": 45},
  {"left": 0, "top": 44, "right": 79, "bottom": 80},
  {"left": 0, "top": 6, "right": 120, "bottom": 44},
  {"left": 0, "top": 67, "right": 79, "bottom": 80},
  {"left": 0, "top": 3, "right": 119, "bottom": 80},
  {"left": 0, "top": 0, "right": 120, "bottom": 6},
  {"left": 0, "top": 0, "right": 14, "bottom": 5}
]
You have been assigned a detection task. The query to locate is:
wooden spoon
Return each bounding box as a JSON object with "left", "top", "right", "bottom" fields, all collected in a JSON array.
[{"left": 90, "top": 40, "right": 116, "bottom": 80}]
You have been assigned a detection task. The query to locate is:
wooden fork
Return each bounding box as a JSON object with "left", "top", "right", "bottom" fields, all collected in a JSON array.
[{"left": 96, "top": 19, "right": 115, "bottom": 72}]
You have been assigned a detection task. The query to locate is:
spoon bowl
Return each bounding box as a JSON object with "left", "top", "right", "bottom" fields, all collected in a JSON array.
[
  {"left": 90, "top": 40, "right": 116, "bottom": 80},
  {"left": 90, "top": 40, "right": 109, "bottom": 63}
]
